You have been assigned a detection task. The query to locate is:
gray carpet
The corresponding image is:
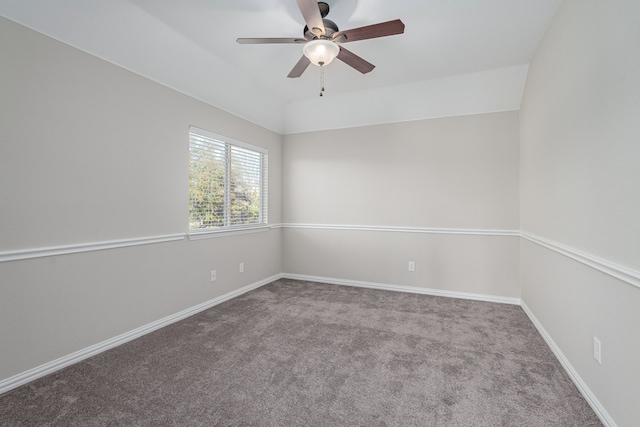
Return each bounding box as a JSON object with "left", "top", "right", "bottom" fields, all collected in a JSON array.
[{"left": 0, "top": 279, "right": 601, "bottom": 426}]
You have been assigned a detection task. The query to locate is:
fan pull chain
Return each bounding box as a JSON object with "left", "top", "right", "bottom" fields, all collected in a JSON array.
[{"left": 319, "top": 63, "right": 325, "bottom": 97}]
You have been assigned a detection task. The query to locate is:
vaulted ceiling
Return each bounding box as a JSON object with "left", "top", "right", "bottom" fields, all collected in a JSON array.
[{"left": 0, "top": 0, "right": 561, "bottom": 133}]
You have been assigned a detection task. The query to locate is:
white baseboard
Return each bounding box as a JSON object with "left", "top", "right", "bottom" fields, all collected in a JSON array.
[
  {"left": 282, "top": 273, "right": 521, "bottom": 305},
  {"left": 0, "top": 273, "right": 282, "bottom": 395},
  {"left": 520, "top": 301, "right": 616, "bottom": 427}
]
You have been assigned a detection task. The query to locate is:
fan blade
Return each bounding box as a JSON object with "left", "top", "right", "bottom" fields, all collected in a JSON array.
[
  {"left": 296, "top": 0, "right": 325, "bottom": 36},
  {"left": 287, "top": 56, "right": 312, "bottom": 78},
  {"left": 334, "top": 19, "right": 405, "bottom": 43},
  {"left": 337, "top": 46, "right": 375, "bottom": 74},
  {"left": 236, "top": 38, "right": 307, "bottom": 44}
]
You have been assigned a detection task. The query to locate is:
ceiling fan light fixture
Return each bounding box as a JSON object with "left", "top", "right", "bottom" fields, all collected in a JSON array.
[{"left": 303, "top": 39, "right": 340, "bottom": 66}]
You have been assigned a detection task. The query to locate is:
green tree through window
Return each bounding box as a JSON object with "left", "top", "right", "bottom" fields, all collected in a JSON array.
[{"left": 189, "top": 127, "right": 267, "bottom": 231}]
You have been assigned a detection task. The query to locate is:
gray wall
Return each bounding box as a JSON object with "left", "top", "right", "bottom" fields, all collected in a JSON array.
[
  {"left": 283, "top": 112, "right": 520, "bottom": 299},
  {"left": 0, "top": 16, "right": 283, "bottom": 381},
  {"left": 519, "top": 1, "right": 640, "bottom": 425}
]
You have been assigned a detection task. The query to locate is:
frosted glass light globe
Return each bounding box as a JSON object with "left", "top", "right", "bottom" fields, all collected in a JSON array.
[{"left": 303, "top": 39, "right": 340, "bottom": 66}]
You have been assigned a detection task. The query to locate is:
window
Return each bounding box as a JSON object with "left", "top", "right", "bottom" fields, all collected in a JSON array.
[{"left": 189, "top": 126, "right": 268, "bottom": 234}]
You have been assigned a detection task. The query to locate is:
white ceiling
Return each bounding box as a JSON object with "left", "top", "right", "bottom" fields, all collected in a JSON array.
[{"left": 0, "top": 0, "right": 561, "bottom": 134}]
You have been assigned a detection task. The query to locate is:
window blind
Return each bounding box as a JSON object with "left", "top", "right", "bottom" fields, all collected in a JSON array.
[{"left": 189, "top": 127, "right": 268, "bottom": 231}]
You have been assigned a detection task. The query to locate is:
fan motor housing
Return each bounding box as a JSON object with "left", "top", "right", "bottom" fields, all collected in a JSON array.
[{"left": 304, "top": 18, "right": 339, "bottom": 40}]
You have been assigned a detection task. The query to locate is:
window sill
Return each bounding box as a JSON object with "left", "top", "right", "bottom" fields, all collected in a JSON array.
[{"left": 187, "top": 225, "right": 271, "bottom": 240}]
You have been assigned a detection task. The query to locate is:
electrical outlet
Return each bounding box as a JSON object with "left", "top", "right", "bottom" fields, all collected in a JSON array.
[
  {"left": 408, "top": 261, "right": 415, "bottom": 272},
  {"left": 210, "top": 270, "right": 217, "bottom": 282},
  {"left": 593, "top": 337, "right": 602, "bottom": 364},
  {"left": 239, "top": 262, "right": 244, "bottom": 273}
]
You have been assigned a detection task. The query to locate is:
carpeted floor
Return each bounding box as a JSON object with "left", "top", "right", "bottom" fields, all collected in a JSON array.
[{"left": 0, "top": 279, "right": 601, "bottom": 426}]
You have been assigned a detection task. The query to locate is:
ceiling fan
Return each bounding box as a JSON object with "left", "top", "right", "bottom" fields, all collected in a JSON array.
[{"left": 237, "top": 0, "right": 405, "bottom": 80}]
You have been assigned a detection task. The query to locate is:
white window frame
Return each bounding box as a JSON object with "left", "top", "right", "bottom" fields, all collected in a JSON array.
[{"left": 188, "top": 126, "right": 268, "bottom": 239}]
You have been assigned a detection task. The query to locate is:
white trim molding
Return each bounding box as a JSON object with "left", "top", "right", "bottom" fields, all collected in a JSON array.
[
  {"left": 521, "top": 232, "right": 640, "bottom": 290},
  {"left": 0, "top": 224, "right": 520, "bottom": 263},
  {"left": 282, "top": 273, "right": 521, "bottom": 305},
  {"left": 187, "top": 225, "right": 271, "bottom": 240},
  {"left": 280, "top": 223, "right": 520, "bottom": 236},
  {"left": 0, "top": 273, "right": 283, "bottom": 395},
  {"left": 0, "top": 234, "right": 186, "bottom": 263},
  {"left": 520, "top": 302, "right": 617, "bottom": 427}
]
